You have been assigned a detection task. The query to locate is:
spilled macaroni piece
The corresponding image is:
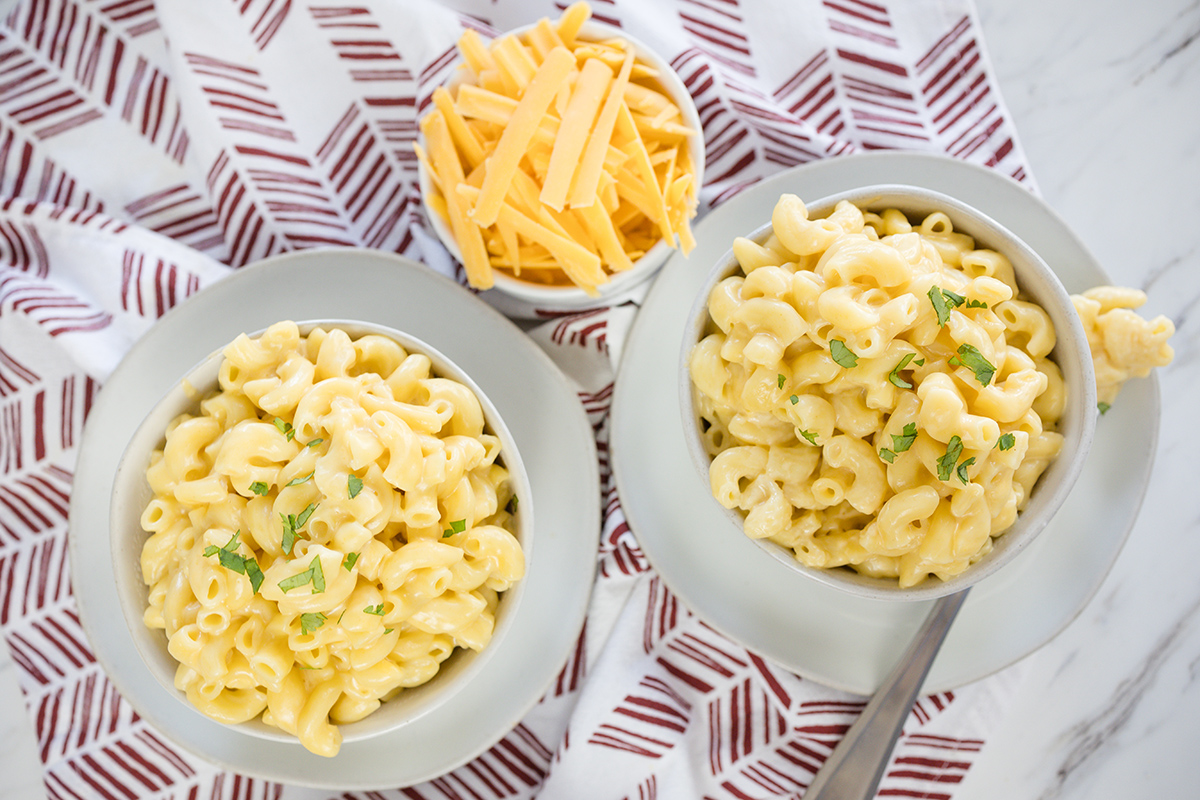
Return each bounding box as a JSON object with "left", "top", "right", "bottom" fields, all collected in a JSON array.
[
  {"left": 139, "top": 322, "right": 524, "bottom": 756},
  {"left": 1070, "top": 286, "right": 1174, "bottom": 407}
]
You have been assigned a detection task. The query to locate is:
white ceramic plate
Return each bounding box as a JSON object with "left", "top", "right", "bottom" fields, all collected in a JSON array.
[
  {"left": 611, "top": 151, "right": 1160, "bottom": 695},
  {"left": 69, "top": 249, "right": 599, "bottom": 788}
]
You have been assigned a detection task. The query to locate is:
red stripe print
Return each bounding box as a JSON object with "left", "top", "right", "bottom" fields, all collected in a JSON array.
[
  {"left": 677, "top": 0, "right": 756, "bottom": 78},
  {"left": 3, "top": 1, "right": 186, "bottom": 159},
  {"left": 233, "top": 0, "right": 294, "bottom": 51},
  {"left": 118, "top": 248, "right": 202, "bottom": 318},
  {"left": 123, "top": 184, "right": 227, "bottom": 259}
]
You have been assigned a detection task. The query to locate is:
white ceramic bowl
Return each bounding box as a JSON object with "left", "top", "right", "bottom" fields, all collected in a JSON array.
[
  {"left": 417, "top": 20, "right": 705, "bottom": 313},
  {"left": 110, "top": 320, "right": 533, "bottom": 746},
  {"left": 679, "top": 185, "right": 1097, "bottom": 601}
]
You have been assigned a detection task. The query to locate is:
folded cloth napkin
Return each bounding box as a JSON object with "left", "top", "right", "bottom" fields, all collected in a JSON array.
[{"left": 0, "top": 0, "right": 1036, "bottom": 797}]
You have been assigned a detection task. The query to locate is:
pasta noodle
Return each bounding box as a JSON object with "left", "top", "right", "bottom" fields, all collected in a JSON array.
[
  {"left": 689, "top": 195, "right": 1068, "bottom": 587},
  {"left": 1070, "top": 286, "right": 1174, "bottom": 406},
  {"left": 139, "top": 321, "right": 525, "bottom": 756}
]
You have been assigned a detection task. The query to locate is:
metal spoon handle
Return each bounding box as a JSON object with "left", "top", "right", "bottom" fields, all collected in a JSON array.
[{"left": 803, "top": 589, "right": 970, "bottom": 800}]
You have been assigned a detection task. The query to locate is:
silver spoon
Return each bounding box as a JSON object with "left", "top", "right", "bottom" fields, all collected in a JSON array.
[{"left": 803, "top": 589, "right": 970, "bottom": 800}]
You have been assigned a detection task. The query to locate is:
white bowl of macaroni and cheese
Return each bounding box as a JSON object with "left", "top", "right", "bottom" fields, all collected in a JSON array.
[
  {"left": 681, "top": 185, "right": 1096, "bottom": 601},
  {"left": 110, "top": 320, "right": 532, "bottom": 756},
  {"left": 416, "top": 2, "right": 704, "bottom": 313}
]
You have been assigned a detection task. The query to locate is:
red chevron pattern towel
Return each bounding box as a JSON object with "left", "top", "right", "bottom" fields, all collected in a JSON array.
[{"left": 0, "top": 0, "right": 1034, "bottom": 797}]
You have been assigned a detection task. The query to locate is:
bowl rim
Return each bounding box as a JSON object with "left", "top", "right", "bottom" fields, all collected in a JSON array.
[
  {"left": 678, "top": 183, "right": 1098, "bottom": 601},
  {"left": 415, "top": 17, "right": 706, "bottom": 310},
  {"left": 110, "top": 318, "right": 535, "bottom": 745}
]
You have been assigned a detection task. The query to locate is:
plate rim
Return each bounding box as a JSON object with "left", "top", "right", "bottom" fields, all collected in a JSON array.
[
  {"left": 68, "top": 247, "right": 600, "bottom": 787},
  {"left": 611, "top": 151, "right": 1159, "bottom": 694}
]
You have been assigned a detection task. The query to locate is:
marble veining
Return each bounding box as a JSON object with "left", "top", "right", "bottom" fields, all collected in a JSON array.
[{"left": 1044, "top": 594, "right": 1200, "bottom": 799}]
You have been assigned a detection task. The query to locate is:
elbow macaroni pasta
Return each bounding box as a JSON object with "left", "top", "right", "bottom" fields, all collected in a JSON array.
[
  {"left": 140, "top": 322, "right": 525, "bottom": 756},
  {"left": 690, "top": 195, "right": 1068, "bottom": 587},
  {"left": 1070, "top": 286, "right": 1174, "bottom": 406}
]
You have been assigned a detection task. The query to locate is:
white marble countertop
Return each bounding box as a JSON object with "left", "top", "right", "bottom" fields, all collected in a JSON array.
[{"left": 1, "top": 0, "right": 1196, "bottom": 797}]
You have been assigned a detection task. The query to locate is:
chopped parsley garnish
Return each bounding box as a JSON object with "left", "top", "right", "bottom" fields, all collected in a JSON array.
[
  {"left": 443, "top": 519, "right": 467, "bottom": 538},
  {"left": 280, "top": 502, "right": 319, "bottom": 556},
  {"left": 202, "top": 531, "right": 238, "bottom": 560},
  {"left": 965, "top": 298, "right": 988, "bottom": 309},
  {"left": 790, "top": 394, "right": 800, "bottom": 405},
  {"left": 277, "top": 554, "right": 325, "bottom": 594},
  {"left": 829, "top": 339, "right": 858, "bottom": 368},
  {"left": 506, "top": 495, "right": 519, "bottom": 514},
  {"left": 285, "top": 471, "right": 314, "bottom": 487},
  {"left": 244, "top": 559, "right": 264, "bottom": 594},
  {"left": 273, "top": 418, "right": 296, "bottom": 441},
  {"left": 956, "top": 456, "right": 976, "bottom": 485},
  {"left": 890, "top": 422, "right": 918, "bottom": 453},
  {"left": 306, "top": 438, "right": 323, "bottom": 449},
  {"left": 297, "top": 502, "right": 317, "bottom": 528},
  {"left": 249, "top": 481, "right": 270, "bottom": 496},
  {"left": 309, "top": 554, "right": 325, "bottom": 593},
  {"left": 278, "top": 568, "right": 314, "bottom": 593},
  {"left": 364, "top": 604, "right": 385, "bottom": 616},
  {"left": 1098, "top": 402, "right": 1111, "bottom": 414},
  {"left": 202, "top": 532, "right": 264, "bottom": 594},
  {"left": 937, "top": 436, "right": 965, "bottom": 482},
  {"left": 888, "top": 353, "right": 918, "bottom": 389},
  {"left": 342, "top": 552, "right": 359, "bottom": 571},
  {"left": 996, "top": 433, "right": 1016, "bottom": 451},
  {"left": 947, "top": 343, "right": 996, "bottom": 386},
  {"left": 777, "top": 373, "right": 786, "bottom": 389},
  {"left": 299, "top": 612, "right": 326, "bottom": 635},
  {"left": 927, "top": 286, "right": 966, "bottom": 326},
  {"left": 348, "top": 474, "right": 363, "bottom": 499},
  {"left": 384, "top": 628, "right": 394, "bottom": 635},
  {"left": 879, "top": 448, "right": 896, "bottom": 463},
  {"left": 798, "top": 429, "right": 818, "bottom": 445}
]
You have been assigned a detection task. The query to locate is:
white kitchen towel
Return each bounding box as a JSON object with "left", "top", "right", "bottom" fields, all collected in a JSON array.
[{"left": 0, "top": 0, "right": 1034, "bottom": 797}]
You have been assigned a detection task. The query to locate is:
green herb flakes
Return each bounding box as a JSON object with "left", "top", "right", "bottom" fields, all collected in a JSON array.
[
  {"left": 249, "top": 481, "right": 270, "bottom": 496},
  {"left": 829, "top": 339, "right": 858, "bottom": 368},
  {"left": 888, "top": 353, "right": 918, "bottom": 389},
  {"left": 342, "top": 552, "right": 359, "bottom": 572},
  {"left": 285, "top": 471, "right": 314, "bottom": 488},
  {"left": 278, "top": 568, "right": 314, "bottom": 594},
  {"left": 891, "top": 422, "right": 918, "bottom": 453},
  {"left": 957, "top": 456, "right": 976, "bottom": 485},
  {"left": 364, "top": 604, "right": 385, "bottom": 616},
  {"left": 309, "top": 555, "right": 326, "bottom": 593},
  {"left": 777, "top": 373, "right": 786, "bottom": 389},
  {"left": 950, "top": 343, "right": 996, "bottom": 386},
  {"left": 798, "top": 429, "right": 818, "bottom": 445},
  {"left": 996, "top": 433, "right": 1015, "bottom": 451},
  {"left": 443, "top": 519, "right": 467, "bottom": 538},
  {"left": 273, "top": 418, "right": 296, "bottom": 441},
  {"left": 299, "top": 612, "right": 326, "bottom": 636},
  {"left": 348, "top": 474, "right": 363, "bottom": 499},
  {"left": 928, "top": 286, "right": 953, "bottom": 326},
  {"left": 202, "top": 532, "right": 264, "bottom": 594},
  {"left": 879, "top": 448, "right": 896, "bottom": 463},
  {"left": 937, "top": 436, "right": 964, "bottom": 482},
  {"left": 1098, "top": 402, "right": 1111, "bottom": 414}
]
